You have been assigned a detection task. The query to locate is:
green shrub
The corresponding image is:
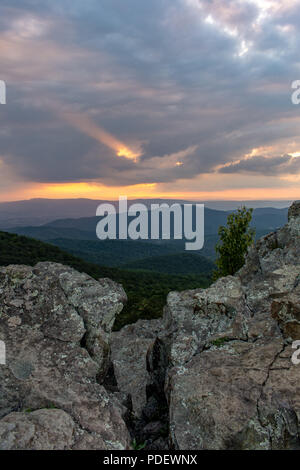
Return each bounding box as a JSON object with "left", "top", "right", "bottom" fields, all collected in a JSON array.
[
  {"left": 213, "top": 207, "right": 255, "bottom": 279},
  {"left": 211, "top": 337, "right": 231, "bottom": 347}
]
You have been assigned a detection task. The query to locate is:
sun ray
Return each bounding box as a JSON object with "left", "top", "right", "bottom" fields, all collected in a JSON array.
[{"left": 61, "top": 109, "right": 142, "bottom": 162}]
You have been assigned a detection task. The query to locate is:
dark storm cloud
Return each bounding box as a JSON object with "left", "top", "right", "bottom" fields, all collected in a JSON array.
[{"left": 0, "top": 0, "right": 300, "bottom": 188}]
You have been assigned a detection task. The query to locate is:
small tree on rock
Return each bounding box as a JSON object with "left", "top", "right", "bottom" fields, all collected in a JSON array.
[{"left": 213, "top": 206, "right": 255, "bottom": 280}]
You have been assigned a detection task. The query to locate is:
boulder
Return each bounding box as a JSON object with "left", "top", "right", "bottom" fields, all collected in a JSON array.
[
  {"left": 0, "top": 262, "right": 130, "bottom": 450},
  {"left": 0, "top": 409, "right": 76, "bottom": 450}
]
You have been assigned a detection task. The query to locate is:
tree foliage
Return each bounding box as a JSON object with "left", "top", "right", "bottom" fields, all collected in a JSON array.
[
  {"left": 213, "top": 206, "right": 255, "bottom": 279},
  {"left": 0, "top": 231, "right": 212, "bottom": 330}
]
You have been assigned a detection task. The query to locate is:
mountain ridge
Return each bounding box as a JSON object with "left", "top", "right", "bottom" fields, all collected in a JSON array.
[{"left": 0, "top": 198, "right": 291, "bottom": 228}]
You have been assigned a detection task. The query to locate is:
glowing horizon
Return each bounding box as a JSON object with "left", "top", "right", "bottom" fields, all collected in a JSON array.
[{"left": 1, "top": 181, "right": 299, "bottom": 203}]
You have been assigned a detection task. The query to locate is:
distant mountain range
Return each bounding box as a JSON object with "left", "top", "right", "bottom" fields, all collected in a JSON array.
[
  {"left": 4, "top": 206, "right": 289, "bottom": 237},
  {"left": 0, "top": 198, "right": 291, "bottom": 228},
  {"left": 3, "top": 204, "right": 289, "bottom": 266}
]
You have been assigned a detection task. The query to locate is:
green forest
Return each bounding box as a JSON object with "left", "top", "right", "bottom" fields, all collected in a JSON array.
[{"left": 0, "top": 231, "right": 212, "bottom": 329}]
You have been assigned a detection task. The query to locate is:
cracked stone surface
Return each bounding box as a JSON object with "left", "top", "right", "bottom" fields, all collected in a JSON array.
[
  {"left": 0, "top": 262, "right": 130, "bottom": 450},
  {"left": 111, "top": 319, "right": 163, "bottom": 417},
  {"left": 162, "top": 200, "right": 300, "bottom": 449},
  {"left": 110, "top": 319, "right": 170, "bottom": 450}
]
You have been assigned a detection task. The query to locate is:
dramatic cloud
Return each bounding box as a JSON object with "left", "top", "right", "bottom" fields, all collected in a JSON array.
[
  {"left": 0, "top": 0, "right": 300, "bottom": 199},
  {"left": 219, "top": 154, "right": 300, "bottom": 175}
]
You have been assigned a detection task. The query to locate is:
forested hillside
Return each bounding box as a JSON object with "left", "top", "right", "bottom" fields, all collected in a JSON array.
[
  {"left": 123, "top": 252, "right": 215, "bottom": 275},
  {"left": 48, "top": 238, "right": 176, "bottom": 267},
  {"left": 0, "top": 231, "right": 212, "bottom": 329}
]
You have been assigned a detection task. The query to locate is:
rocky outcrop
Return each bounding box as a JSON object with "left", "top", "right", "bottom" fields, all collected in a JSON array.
[
  {"left": 108, "top": 201, "right": 300, "bottom": 450},
  {"left": 163, "top": 200, "right": 300, "bottom": 449},
  {"left": 0, "top": 262, "right": 130, "bottom": 450}
]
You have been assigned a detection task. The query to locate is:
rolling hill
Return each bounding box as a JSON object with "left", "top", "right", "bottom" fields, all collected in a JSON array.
[
  {"left": 4, "top": 206, "right": 288, "bottom": 264},
  {"left": 123, "top": 252, "right": 215, "bottom": 275},
  {"left": 5, "top": 206, "right": 288, "bottom": 239},
  {"left": 0, "top": 231, "right": 212, "bottom": 329},
  {"left": 47, "top": 238, "right": 177, "bottom": 267}
]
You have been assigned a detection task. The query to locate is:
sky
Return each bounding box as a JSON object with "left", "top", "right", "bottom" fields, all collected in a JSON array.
[{"left": 0, "top": 0, "right": 300, "bottom": 201}]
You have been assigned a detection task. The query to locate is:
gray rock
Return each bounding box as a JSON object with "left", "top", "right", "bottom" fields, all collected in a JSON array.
[
  {"left": 111, "top": 319, "right": 162, "bottom": 417},
  {"left": 164, "top": 200, "right": 300, "bottom": 449},
  {"left": 288, "top": 200, "right": 300, "bottom": 220},
  {"left": 0, "top": 409, "right": 76, "bottom": 450},
  {"left": 167, "top": 338, "right": 284, "bottom": 449},
  {"left": 163, "top": 276, "right": 247, "bottom": 367},
  {"left": 0, "top": 262, "right": 130, "bottom": 449}
]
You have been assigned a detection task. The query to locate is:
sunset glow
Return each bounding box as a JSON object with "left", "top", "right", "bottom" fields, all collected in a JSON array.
[
  {"left": 116, "top": 147, "right": 140, "bottom": 162},
  {"left": 0, "top": 181, "right": 298, "bottom": 203},
  {"left": 1, "top": 0, "right": 300, "bottom": 202}
]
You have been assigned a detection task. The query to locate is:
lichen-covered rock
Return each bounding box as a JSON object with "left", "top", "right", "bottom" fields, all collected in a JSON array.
[
  {"left": 163, "top": 276, "right": 246, "bottom": 367},
  {"left": 164, "top": 201, "right": 300, "bottom": 450},
  {"left": 167, "top": 338, "right": 286, "bottom": 449},
  {"left": 288, "top": 200, "right": 300, "bottom": 221},
  {"left": 0, "top": 262, "right": 130, "bottom": 450},
  {"left": 0, "top": 409, "right": 76, "bottom": 450}
]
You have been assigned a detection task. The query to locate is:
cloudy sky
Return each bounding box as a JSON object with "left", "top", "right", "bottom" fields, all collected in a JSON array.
[{"left": 0, "top": 0, "right": 300, "bottom": 201}]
